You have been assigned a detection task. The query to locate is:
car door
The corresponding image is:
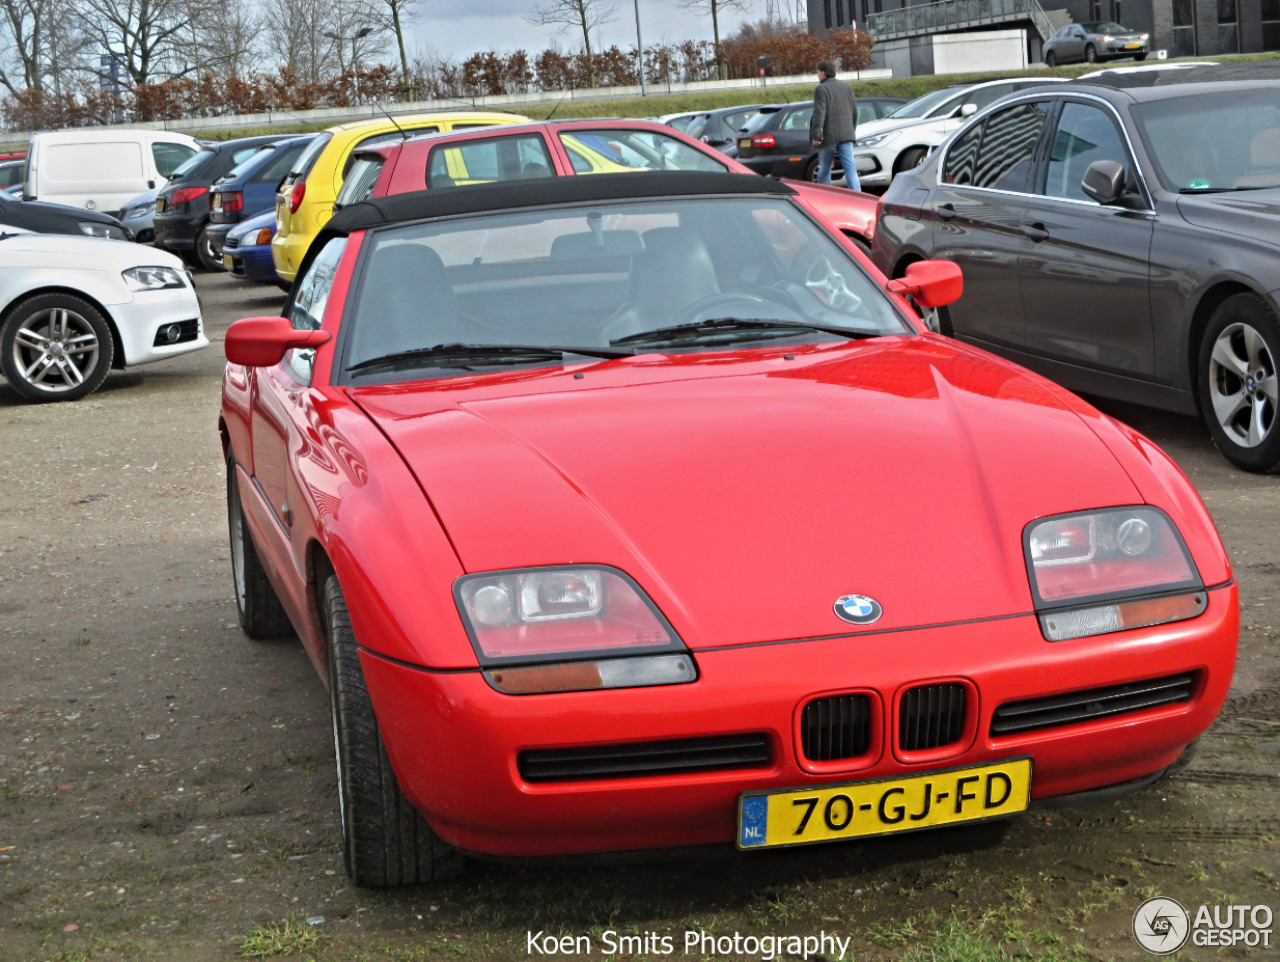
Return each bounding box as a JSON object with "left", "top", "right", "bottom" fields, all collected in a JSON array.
[
  {"left": 925, "top": 100, "right": 1053, "bottom": 348},
  {"left": 1018, "top": 99, "right": 1156, "bottom": 378},
  {"left": 249, "top": 237, "right": 348, "bottom": 554},
  {"left": 777, "top": 105, "right": 815, "bottom": 152}
]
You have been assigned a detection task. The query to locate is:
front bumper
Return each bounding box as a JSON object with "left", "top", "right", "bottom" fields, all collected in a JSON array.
[
  {"left": 360, "top": 584, "right": 1236, "bottom": 858},
  {"left": 108, "top": 284, "right": 208, "bottom": 366},
  {"left": 853, "top": 146, "right": 894, "bottom": 187}
]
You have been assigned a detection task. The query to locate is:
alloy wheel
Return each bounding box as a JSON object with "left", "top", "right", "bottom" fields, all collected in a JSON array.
[
  {"left": 1208, "top": 321, "right": 1278, "bottom": 448},
  {"left": 9, "top": 307, "right": 101, "bottom": 394}
]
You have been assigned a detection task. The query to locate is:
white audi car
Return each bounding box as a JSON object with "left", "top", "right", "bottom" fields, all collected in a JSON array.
[
  {"left": 852, "top": 78, "right": 1067, "bottom": 189},
  {"left": 0, "top": 233, "right": 206, "bottom": 402}
]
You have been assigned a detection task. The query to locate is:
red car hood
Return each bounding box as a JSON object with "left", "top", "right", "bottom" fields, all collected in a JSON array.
[{"left": 350, "top": 338, "right": 1140, "bottom": 649}]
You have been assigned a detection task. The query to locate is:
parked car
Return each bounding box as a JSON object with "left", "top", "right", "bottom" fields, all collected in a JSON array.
[
  {"left": 0, "top": 159, "right": 24, "bottom": 190},
  {"left": 735, "top": 97, "right": 911, "bottom": 182},
  {"left": 153, "top": 135, "right": 283, "bottom": 271},
  {"left": 658, "top": 111, "right": 701, "bottom": 131},
  {"left": 851, "top": 78, "right": 1067, "bottom": 190},
  {"left": 0, "top": 191, "right": 131, "bottom": 240},
  {"left": 684, "top": 104, "right": 776, "bottom": 152},
  {"left": 0, "top": 233, "right": 204, "bottom": 401},
  {"left": 207, "top": 134, "right": 318, "bottom": 258},
  {"left": 1043, "top": 21, "right": 1150, "bottom": 66},
  {"left": 24, "top": 129, "right": 200, "bottom": 217},
  {"left": 872, "top": 64, "right": 1280, "bottom": 472},
  {"left": 120, "top": 188, "right": 160, "bottom": 245},
  {"left": 219, "top": 209, "right": 280, "bottom": 286},
  {"left": 334, "top": 119, "right": 884, "bottom": 253},
  {"left": 272, "top": 112, "right": 527, "bottom": 283},
  {"left": 221, "top": 171, "right": 1235, "bottom": 885}
]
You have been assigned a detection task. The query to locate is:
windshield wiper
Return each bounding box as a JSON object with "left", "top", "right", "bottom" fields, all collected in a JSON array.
[
  {"left": 610, "top": 317, "right": 884, "bottom": 347},
  {"left": 347, "top": 342, "right": 634, "bottom": 374}
]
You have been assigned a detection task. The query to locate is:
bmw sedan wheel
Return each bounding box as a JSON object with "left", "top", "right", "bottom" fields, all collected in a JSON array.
[
  {"left": 226, "top": 455, "right": 294, "bottom": 639},
  {"left": 323, "top": 575, "right": 462, "bottom": 886},
  {"left": 0, "top": 294, "right": 113, "bottom": 402},
  {"left": 1198, "top": 294, "right": 1280, "bottom": 473}
]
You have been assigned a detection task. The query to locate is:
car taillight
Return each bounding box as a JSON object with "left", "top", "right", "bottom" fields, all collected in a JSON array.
[
  {"left": 289, "top": 181, "right": 306, "bottom": 213},
  {"left": 222, "top": 191, "right": 243, "bottom": 213},
  {"left": 171, "top": 186, "right": 207, "bottom": 206},
  {"left": 752, "top": 134, "right": 776, "bottom": 149}
]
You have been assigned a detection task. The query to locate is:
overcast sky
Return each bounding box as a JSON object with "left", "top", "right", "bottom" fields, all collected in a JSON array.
[{"left": 405, "top": 0, "right": 792, "bottom": 62}]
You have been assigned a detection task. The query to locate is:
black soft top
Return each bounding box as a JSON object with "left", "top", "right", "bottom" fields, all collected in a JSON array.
[{"left": 324, "top": 171, "right": 795, "bottom": 236}]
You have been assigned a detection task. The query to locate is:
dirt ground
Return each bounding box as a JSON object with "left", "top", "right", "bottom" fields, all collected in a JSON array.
[{"left": 1, "top": 273, "right": 1277, "bottom": 962}]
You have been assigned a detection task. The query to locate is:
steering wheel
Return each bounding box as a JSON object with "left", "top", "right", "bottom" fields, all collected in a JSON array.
[
  {"left": 674, "top": 292, "right": 773, "bottom": 323},
  {"left": 791, "top": 247, "right": 862, "bottom": 312}
]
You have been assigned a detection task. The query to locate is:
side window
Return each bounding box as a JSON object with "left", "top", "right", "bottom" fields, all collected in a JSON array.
[
  {"left": 857, "top": 103, "right": 878, "bottom": 125},
  {"left": 336, "top": 156, "right": 385, "bottom": 206},
  {"left": 972, "top": 102, "right": 1049, "bottom": 192},
  {"left": 232, "top": 145, "right": 266, "bottom": 165},
  {"left": 345, "top": 128, "right": 440, "bottom": 177},
  {"left": 425, "top": 134, "right": 554, "bottom": 188},
  {"left": 285, "top": 238, "right": 346, "bottom": 383},
  {"left": 152, "top": 142, "right": 196, "bottom": 179},
  {"left": 965, "top": 83, "right": 1017, "bottom": 113},
  {"left": 558, "top": 130, "right": 725, "bottom": 174},
  {"left": 781, "top": 107, "right": 814, "bottom": 131},
  {"left": 252, "top": 144, "right": 305, "bottom": 184},
  {"left": 944, "top": 121, "right": 984, "bottom": 185},
  {"left": 1044, "top": 102, "right": 1130, "bottom": 201}
]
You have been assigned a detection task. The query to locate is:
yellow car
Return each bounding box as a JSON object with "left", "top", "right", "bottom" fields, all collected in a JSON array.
[{"left": 272, "top": 112, "right": 526, "bottom": 282}]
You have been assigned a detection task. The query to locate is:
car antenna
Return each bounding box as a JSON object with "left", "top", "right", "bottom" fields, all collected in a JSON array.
[
  {"left": 544, "top": 89, "right": 572, "bottom": 121},
  {"left": 376, "top": 102, "right": 411, "bottom": 140}
]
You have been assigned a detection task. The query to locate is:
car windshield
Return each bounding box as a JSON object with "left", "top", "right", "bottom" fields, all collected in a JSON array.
[
  {"left": 340, "top": 194, "right": 910, "bottom": 383},
  {"left": 1082, "top": 21, "right": 1131, "bottom": 33},
  {"left": 1132, "top": 88, "right": 1280, "bottom": 192},
  {"left": 286, "top": 132, "right": 333, "bottom": 181},
  {"left": 886, "top": 87, "right": 971, "bottom": 119},
  {"left": 741, "top": 109, "right": 781, "bottom": 133}
]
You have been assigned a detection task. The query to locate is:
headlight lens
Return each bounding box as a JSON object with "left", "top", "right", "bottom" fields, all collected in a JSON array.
[
  {"left": 80, "top": 221, "right": 126, "bottom": 240},
  {"left": 856, "top": 130, "right": 900, "bottom": 148},
  {"left": 1024, "top": 507, "right": 1205, "bottom": 641},
  {"left": 456, "top": 565, "right": 690, "bottom": 690},
  {"left": 122, "top": 266, "right": 186, "bottom": 292}
]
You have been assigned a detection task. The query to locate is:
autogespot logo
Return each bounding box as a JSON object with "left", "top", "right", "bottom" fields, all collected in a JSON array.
[
  {"left": 1133, "top": 897, "right": 1191, "bottom": 954},
  {"left": 834, "top": 594, "right": 882, "bottom": 625}
]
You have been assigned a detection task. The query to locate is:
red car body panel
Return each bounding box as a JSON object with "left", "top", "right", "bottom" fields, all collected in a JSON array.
[
  {"left": 220, "top": 187, "right": 1238, "bottom": 861},
  {"left": 359, "top": 119, "right": 878, "bottom": 244}
]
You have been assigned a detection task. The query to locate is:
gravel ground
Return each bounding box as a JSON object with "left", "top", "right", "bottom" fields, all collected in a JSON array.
[{"left": 1, "top": 272, "right": 1277, "bottom": 962}]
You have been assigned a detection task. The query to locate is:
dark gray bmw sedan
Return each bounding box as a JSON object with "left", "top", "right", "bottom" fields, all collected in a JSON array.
[{"left": 872, "top": 65, "right": 1280, "bottom": 473}]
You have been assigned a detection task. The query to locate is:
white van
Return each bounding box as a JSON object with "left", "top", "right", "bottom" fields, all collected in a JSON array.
[{"left": 24, "top": 129, "right": 201, "bottom": 218}]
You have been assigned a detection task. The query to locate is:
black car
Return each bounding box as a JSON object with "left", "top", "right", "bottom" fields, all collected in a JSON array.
[
  {"left": 1043, "top": 21, "right": 1149, "bottom": 66},
  {"left": 734, "top": 97, "right": 908, "bottom": 180},
  {"left": 684, "top": 104, "right": 774, "bottom": 152},
  {"left": 872, "top": 64, "right": 1280, "bottom": 472},
  {"left": 153, "top": 135, "right": 283, "bottom": 270},
  {"left": 0, "top": 193, "right": 131, "bottom": 240}
]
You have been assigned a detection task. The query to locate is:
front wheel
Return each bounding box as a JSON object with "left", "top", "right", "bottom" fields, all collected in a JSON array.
[
  {"left": 1196, "top": 293, "right": 1280, "bottom": 472},
  {"left": 895, "top": 147, "right": 928, "bottom": 176},
  {"left": 1045, "top": 50, "right": 1059, "bottom": 67},
  {"left": 0, "top": 294, "right": 114, "bottom": 402},
  {"left": 324, "top": 575, "right": 462, "bottom": 886},
  {"left": 1084, "top": 44, "right": 1097, "bottom": 63},
  {"left": 803, "top": 155, "right": 821, "bottom": 182},
  {"left": 196, "top": 224, "right": 226, "bottom": 273},
  {"left": 1134, "top": 52, "right": 1148, "bottom": 61}
]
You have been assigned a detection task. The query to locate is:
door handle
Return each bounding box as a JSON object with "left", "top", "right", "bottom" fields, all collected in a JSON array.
[
  {"left": 1022, "top": 223, "right": 1050, "bottom": 241},
  {"left": 937, "top": 203, "right": 957, "bottom": 222}
]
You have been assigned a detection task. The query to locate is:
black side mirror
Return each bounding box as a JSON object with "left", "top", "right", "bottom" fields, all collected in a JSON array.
[{"left": 1081, "top": 159, "right": 1126, "bottom": 205}]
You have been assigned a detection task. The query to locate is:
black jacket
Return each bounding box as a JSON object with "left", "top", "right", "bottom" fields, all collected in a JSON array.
[{"left": 811, "top": 77, "right": 858, "bottom": 146}]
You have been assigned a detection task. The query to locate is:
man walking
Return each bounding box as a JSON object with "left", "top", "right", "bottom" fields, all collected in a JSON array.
[{"left": 811, "top": 61, "right": 861, "bottom": 190}]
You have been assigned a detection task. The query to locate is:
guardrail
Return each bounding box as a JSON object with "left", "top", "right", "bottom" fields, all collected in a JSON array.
[{"left": 867, "top": 0, "right": 1055, "bottom": 41}]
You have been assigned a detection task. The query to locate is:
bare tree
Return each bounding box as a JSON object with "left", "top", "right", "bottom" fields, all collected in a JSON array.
[
  {"left": 677, "top": 0, "right": 748, "bottom": 78},
  {"left": 0, "top": 0, "right": 80, "bottom": 95},
  {"left": 527, "top": 0, "right": 615, "bottom": 87},
  {"left": 183, "top": 0, "right": 260, "bottom": 78},
  {"left": 261, "top": 0, "right": 339, "bottom": 83},
  {"left": 73, "top": 0, "right": 196, "bottom": 86},
  {"left": 361, "top": 0, "right": 417, "bottom": 93}
]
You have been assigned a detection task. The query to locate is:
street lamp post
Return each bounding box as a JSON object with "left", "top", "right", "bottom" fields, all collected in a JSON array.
[
  {"left": 325, "top": 26, "right": 374, "bottom": 102},
  {"left": 633, "top": 0, "right": 646, "bottom": 96}
]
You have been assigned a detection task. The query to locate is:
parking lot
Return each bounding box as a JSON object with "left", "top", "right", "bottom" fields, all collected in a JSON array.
[{"left": 0, "top": 270, "right": 1275, "bottom": 961}]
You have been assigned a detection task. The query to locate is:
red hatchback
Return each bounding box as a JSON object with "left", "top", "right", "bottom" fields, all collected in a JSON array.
[
  {"left": 335, "top": 118, "right": 881, "bottom": 252},
  {"left": 222, "top": 173, "right": 1235, "bottom": 886}
]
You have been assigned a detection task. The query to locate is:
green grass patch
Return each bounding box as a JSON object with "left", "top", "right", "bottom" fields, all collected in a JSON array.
[{"left": 236, "top": 917, "right": 322, "bottom": 958}]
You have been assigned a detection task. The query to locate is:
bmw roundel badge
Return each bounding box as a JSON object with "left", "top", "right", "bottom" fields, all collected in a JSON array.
[{"left": 834, "top": 594, "right": 882, "bottom": 625}]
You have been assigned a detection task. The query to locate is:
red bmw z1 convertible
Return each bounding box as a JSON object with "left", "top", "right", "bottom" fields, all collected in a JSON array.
[{"left": 220, "top": 172, "right": 1237, "bottom": 886}]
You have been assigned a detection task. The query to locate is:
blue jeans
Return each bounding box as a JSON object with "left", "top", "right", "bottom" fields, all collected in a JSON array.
[{"left": 817, "top": 141, "right": 860, "bottom": 190}]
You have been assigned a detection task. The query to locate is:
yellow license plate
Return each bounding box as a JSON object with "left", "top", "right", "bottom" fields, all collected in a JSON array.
[
  {"left": 739, "top": 138, "right": 752, "bottom": 149},
  {"left": 223, "top": 254, "right": 234, "bottom": 270},
  {"left": 213, "top": 194, "right": 222, "bottom": 209},
  {"left": 1125, "top": 42, "right": 1141, "bottom": 48},
  {"left": 155, "top": 198, "right": 165, "bottom": 212},
  {"left": 737, "top": 757, "right": 1032, "bottom": 849}
]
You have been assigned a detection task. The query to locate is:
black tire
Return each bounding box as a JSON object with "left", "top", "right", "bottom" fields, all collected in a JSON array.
[
  {"left": 803, "top": 155, "right": 820, "bottom": 182},
  {"left": 1045, "top": 50, "right": 1058, "bottom": 67},
  {"left": 1196, "top": 293, "right": 1280, "bottom": 473},
  {"left": 196, "top": 224, "right": 225, "bottom": 273},
  {"left": 1135, "top": 52, "right": 1148, "bottom": 61},
  {"left": 895, "top": 147, "right": 928, "bottom": 175},
  {"left": 1085, "top": 44, "right": 1097, "bottom": 63},
  {"left": 0, "top": 293, "right": 114, "bottom": 402},
  {"left": 846, "top": 233, "right": 872, "bottom": 257},
  {"left": 323, "top": 575, "right": 463, "bottom": 887},
  {"left": 226, "top": 456, "right": 294, "bottom": 639}
]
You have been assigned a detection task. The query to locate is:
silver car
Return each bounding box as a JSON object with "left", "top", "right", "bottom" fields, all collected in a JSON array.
[
  {"left": 120, "top": 188, "right": 160, "bottom": 245},
  {"left": 1043, "top": 21, "right": 1149, "bottom": 66}
]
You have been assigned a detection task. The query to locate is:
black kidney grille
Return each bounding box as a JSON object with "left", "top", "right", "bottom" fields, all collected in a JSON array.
[
  {"left": 801, "top": 694, "right": 872, "bottom": 761},
  {"left": 518, "top": 733, "right": 771, "bottom": 783},
  {"left": 990, "top": 674, "right": 1196, "bottom": 736},
  {"left": 899, "top": 683, "right": 967, "bottom": 751}
]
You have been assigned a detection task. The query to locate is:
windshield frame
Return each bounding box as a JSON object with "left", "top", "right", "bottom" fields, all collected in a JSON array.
[
  {"left": 332, "top": 194, "right": 914, "bottom": 387},
  {"left": 885, "top": 86, "right": 971, "bottom": 120}
]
